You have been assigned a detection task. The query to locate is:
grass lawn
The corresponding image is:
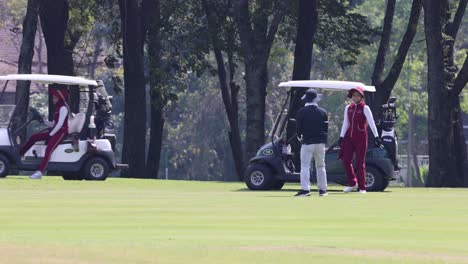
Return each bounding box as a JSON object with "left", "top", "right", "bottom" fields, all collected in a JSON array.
[{"left": 1, "top": 177, "right": 468, "bottom": 264}]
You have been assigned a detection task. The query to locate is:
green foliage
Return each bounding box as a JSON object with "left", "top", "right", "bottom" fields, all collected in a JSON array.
[
  {"left": 315, "top": 0, "right": 378, "bottom": 67},
  {"left": 0, "top": 0, "right": 26, "bottom": 28},
  {"left": 164, "top": 72, "right": 238, "bottom": 180}
]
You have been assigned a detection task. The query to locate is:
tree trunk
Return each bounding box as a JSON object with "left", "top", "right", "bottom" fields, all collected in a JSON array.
[
  {"left": 424, "top": 0, "right": 452, "bottom": 186},
  {"left": 14, "top": 0, "right": 39, "bottom": 144},
  {"left": 119, "top": 0, "right": 147, "bottom": 177},
  {"left": 142, "top": 0, "right": 164, "bottom": 179},
  {"left": 88, "top": 38, "right": 102, "bottom": 79},
  {"left": 234, "top": 0, "right": 286, "bottom": 162},
  {"left": 36, "top": 22, "right": 44, "bottom": 74},
  {"left": 203, "top": 0, "right": 245, "bottom": 180},
  {"left": 450, "top": 95, "right": 468, "bottom": 186},
  {"left": 146, "top": 95, "right": 164, "bottom": 179},
  {"left": 286, "top": 0, "right": 318, "bottom": 170},
  {"left": 424, "top": 0, "right": 468, "bottom": 187},
  {"left": 244, "top": 62, "right": 268, "bottom": 162},
  {"left": 369, "top": 0, "right": 422, "bottom": 120},
  {"left": 39, "top": 0, "right": 69, "bottom": 119},
  {"left": 64, "top": 30, "right": 82, "bottom": 113}
]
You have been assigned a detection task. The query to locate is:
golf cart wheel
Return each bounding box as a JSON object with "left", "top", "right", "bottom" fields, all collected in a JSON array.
[
  {"left": 83, "top": 157, "right": 109, "bottom": 181},
  {"left": 245, "top": 164, "right": 274, "bottom": 190},
  {"left": 381, "top": 178, "right": 390, "bottom": 191},
  {"left": 0, "top": 154, "right": 10, "bottom": 178},
  {"left": 62, "top": 172, "right": 84, "bottom": 181},
  {"left": 271, "top": 180, "right": 285, "bottom": 190},
  {"left": 365, "top": 166, "right": 384, "bottom": 192}
]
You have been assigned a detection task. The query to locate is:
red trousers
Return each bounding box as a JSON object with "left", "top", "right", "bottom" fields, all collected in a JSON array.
[
  {"left": 341, "top": 135, "right": 368, "bottom": 190},
  {"left": 20, "top": 131, "right": 67, "bottom": 172}
]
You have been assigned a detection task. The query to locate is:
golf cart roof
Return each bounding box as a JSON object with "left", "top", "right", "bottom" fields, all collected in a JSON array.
[
  {"left": 278, "top": 80, "right": 376, "bottom": 92},
  {"left": 0, "top": 74, "right": 98, "bottom": 86}
]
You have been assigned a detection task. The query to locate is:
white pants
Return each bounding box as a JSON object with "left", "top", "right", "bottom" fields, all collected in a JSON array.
[{"left": 300, "top": 143, "right": 327, "bottom": 191}]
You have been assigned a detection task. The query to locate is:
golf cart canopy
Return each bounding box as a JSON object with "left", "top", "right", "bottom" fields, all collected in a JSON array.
[
  {"left": 0, "top": 74, "right": 98, "bottom": 86},
  {"left": 278, "top": 80, "right": 375, "bottom": 92}
]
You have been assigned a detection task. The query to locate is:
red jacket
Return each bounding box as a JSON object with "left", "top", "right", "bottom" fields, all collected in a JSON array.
[{"left": 344, "top": 101, "right": 368, "bottom": 139}]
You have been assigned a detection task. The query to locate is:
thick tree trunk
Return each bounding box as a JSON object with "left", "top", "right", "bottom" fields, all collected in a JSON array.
[
  {"left": 424, "top": 0, "right": 468, "bottom": 187},
  {"left": 449, "top": 95, "right": 468, "bottom": 186},
  {"left": 142, "top": 0, "right": 164, "bottom": 179},
  {"left": 244, "top": 63, "right": 268, "bottom": 162},
  {"left": 14, "top": 0, "right": 39, "bottom": 144},
  {"left": 235, "top": 0, "right": 286, "bottom": 162},
  {"left": 119, "top": 0, "right": 147, "bottom": 177},
  {"left": 203, "top": 0, "right": 244, "bottom": 180},
  {"left": 286, "top": 0, "right": 318, "bottom": 170},
  {"left": 39, "top": 0, "right": 69, "bottom": 119},
  {"left": 424, "top": 0, "right": 459, "bottom": 186}
]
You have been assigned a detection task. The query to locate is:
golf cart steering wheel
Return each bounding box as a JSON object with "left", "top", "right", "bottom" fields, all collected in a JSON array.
[
  {"left": 12, "top": 108, "right": 45, "bottom": 137},
  {"left": 29, "top": 108, "right": 44, "bottom": 123}
]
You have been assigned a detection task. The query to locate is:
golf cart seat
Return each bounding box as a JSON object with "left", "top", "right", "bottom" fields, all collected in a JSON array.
[{"left": 68, "top": 112, "right": 86, "bottom": 134}]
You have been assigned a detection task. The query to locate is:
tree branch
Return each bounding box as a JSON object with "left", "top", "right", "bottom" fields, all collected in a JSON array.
[
  {"left": 454, "top": 53, "right": 468, "bottom": 95},
  {"left": 265, "top": 0, "right": 287, "bottom": 58},
  {"left": 446, "top": 0, "right": 468, "bottom": 40},
  {"left": 381, "top": 0, "right": 423, "bottom": 94},
  {"left": 372, "top": 0, "right": 396, "bottom": 86}
]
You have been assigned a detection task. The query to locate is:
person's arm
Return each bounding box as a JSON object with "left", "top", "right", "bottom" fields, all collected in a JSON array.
[
  {"left": 323, "top": 110, "right": 329, "bottom": 135},
  {"left": 296, "top": 108, "right": 303, "bottom": 140},
  {"left": 339, "top": 105, "right": 349, "bottom": 137},
  {"left": 364, "top": 105, "right": 379, "bottom": 138},
  {"left": 44, "top": 120, "right": 55, "bottom": 128},
  {"left": 49, "top": 106, "right": 68, "bottom": 136}
]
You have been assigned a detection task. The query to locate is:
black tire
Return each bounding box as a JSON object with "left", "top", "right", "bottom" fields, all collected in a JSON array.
[
  {"left": 62, "top": 172, "right": 84, "bottom": 181},
  {"left": 365, "top": 166, "right": 384, "bottom": 192},
  {"left": 83, "top": 157, "right": 109, "bottom": 181},
  {"left": 271, "top": 180, "right": 285, "bottom": 190},
  {"left": 380, "top": 178, "right": 390, "bottom": 191},
  {"left": 0, "top": 154, "right": 10, "bottom": 178},
  {"left": 244, "top": 164, "right": 275, "bottom": 190}
]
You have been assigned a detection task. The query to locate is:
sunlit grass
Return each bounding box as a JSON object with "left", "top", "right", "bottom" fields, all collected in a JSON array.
[{"left": 1, "top": 177, "right": 467, "bottom": 263}]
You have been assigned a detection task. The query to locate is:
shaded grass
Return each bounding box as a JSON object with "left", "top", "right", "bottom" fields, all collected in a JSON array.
[{"left": 1, "top": 177, "right": 468, "bottom": 263}]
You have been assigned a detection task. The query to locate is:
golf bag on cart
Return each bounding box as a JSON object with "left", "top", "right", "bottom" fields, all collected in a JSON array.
[
  {"left": 93, "top": 82, "right": 116, "bottom": 151},
  {"left": 376, "top": 97, "right": 400, "bottom": 171}
]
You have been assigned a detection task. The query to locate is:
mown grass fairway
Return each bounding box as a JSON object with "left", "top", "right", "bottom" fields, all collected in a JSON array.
[{"left": 1, "top": 177, "right": 468, "bottom": 263}]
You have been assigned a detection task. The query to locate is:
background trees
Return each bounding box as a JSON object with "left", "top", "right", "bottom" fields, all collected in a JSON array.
[{"left": 2, "top": 0, "right": 466, "bottom": 184}]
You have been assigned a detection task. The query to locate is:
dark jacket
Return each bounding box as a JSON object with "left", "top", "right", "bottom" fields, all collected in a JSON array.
[{"left": 296, "top": 104, "right": 328, "bottom": 144}]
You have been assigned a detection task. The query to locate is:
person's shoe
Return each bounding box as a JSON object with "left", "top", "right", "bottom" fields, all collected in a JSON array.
[
  {"left": 343, "top": 185, "right": 357, "bottom": 193},
  {"left": 29, "top": 171, "right": 43, "bottom": 179},
  {"left": 294, "top": 190, "right": 311, "bottom": 197},
  {"left": 318, "top": 189, "right": 328, "bottom": 196},
  {"left": 358, "top": 189, "right": 367, "bottom": 194}
]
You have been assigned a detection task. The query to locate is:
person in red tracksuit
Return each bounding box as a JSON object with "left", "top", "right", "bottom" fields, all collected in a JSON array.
[
  {"left": 338, "top": 87, "right": 382, "bottom": 193},
  {"left": 20, "top": 88, "right": 69, "bottom": 179}
]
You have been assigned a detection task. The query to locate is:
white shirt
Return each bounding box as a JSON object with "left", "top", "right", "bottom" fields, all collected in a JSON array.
[
  {"left": 340, "top": 103, "right": 379, "bottom": 138},
  {"left": 49, "top": 106, "right": 68, "bottom": 136}
]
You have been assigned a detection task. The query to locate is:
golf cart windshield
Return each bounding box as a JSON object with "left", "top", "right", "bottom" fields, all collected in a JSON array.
[
  {"left": 270, "top": 80, "right": 376, "bottom": 144},
  {"left": 0, "top": 105, "right": 15, "bottom": 127},
  {"left": 0, "top": 74, "right": 100, "bottom": 145}
]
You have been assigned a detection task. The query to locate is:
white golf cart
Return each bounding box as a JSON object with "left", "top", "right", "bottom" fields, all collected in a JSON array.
[{"left": 0, "top": 74, "right": 126, "bottom": 180}]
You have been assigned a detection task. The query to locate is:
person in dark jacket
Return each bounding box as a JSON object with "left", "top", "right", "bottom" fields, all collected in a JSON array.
[{"left": 295, "top": 88, "right": 329, "bottom": 197}]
